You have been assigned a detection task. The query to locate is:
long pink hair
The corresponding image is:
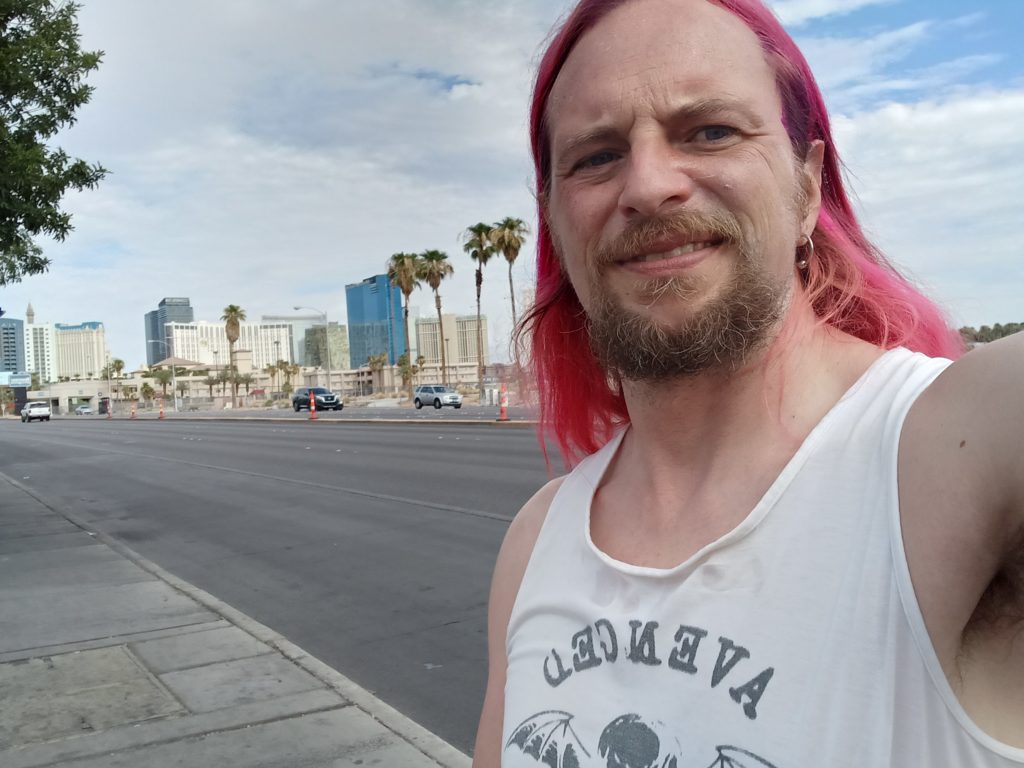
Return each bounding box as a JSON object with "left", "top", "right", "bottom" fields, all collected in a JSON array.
[{"left": 518, "top": 0, "right": 963, "bottom": 466}]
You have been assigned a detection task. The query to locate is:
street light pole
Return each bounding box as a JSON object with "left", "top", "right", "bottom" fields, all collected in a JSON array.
[
  {"left": 146, "top": 339, "right": 178, "bottom": 412},
  {"left": 445, "top": 337, "right": 451, "bottom": 387},
  {"left": 294, "top": 306, "right": 331, "bottom": 391}
]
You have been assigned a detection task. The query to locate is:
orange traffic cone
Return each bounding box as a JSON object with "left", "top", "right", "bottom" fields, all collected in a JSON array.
[
  {"left": 159, "top": 399, "right": 165, "bottom": 419},
  {"left": 497, "top": 383, "right": 509, "bottom": 422},
  {"left": 309, "top": 391, "right": 317, "bottom": 421},
  {"left": 130, "top": 403, "right": 136, "bottom": 419}
]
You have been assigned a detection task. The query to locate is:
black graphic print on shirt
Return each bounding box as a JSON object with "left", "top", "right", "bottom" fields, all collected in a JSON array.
[
  {"left": 506, "top": 618, "right": 781, "bottom": 767},
  {"left": 543, "top": 619, "right": 775, "bottom": 720},
  {"left": 505, "top": 710, "right": 780, "bottom": 768}
]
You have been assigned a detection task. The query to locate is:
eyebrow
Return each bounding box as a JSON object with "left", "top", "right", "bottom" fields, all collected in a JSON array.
[{"left": 553, "top": 97, "right": 766, "bottom": 161}]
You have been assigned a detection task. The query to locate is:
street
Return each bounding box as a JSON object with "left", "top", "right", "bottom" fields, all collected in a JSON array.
[{"left": 0, "top": 416, "right": 555, "bottom": 754}]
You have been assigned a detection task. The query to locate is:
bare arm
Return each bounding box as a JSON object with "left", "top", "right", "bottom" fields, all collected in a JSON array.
[
  {"left": 472, "top": 478, "right": 564, "bottom": 768},
  {"left": 901, "top": 332, "right": 1024, "bottom": 663}
]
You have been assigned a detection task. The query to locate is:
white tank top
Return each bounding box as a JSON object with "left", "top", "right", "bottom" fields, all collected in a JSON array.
[{"left": 503, "top": 347, "right": 1024, "bottom": 767}]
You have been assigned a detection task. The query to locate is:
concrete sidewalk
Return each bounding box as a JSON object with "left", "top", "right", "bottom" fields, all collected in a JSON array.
[{"left": 0, "top": 476, "right": 472, "bottom": 768}]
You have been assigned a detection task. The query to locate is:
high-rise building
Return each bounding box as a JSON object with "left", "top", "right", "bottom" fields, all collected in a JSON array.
[
  {"left": 345, "top": 275, "right": 405, "bottom": 368},
  {"left": 24, "top": 303, "right": 58, "bottom": 383},
  {"left": 145, "top": 298, "right": 194, "bottom": 365},
  {"left": 260, "top": 314, "right": 320, "bottom": 366},
  {"left": 0, "top": 317, "right": 26, "bottom": 374},
  {"left": 55, "top": 322, "right": 108, "bottom": 379},
  {"left": 303, "top": 323, "right": 349, "bottom": 371},
  {"left": 165, "top": 321, "right": 292, "bottom": 370},
  {"left": 415, "top": 314, "right": 489, "bottom": 368}
]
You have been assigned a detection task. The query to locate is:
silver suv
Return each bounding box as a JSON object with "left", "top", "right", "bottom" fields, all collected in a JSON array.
[
  {"left": 413, "top": 385, "right": 462, "bottom": 409},
  {"left": 21, "top": 401, "right": 52, "bottom": 422}
]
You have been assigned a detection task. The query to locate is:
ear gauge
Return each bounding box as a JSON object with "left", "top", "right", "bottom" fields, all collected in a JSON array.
[{"left": 796, "top": 234, "right": 814, "bottom": 270}]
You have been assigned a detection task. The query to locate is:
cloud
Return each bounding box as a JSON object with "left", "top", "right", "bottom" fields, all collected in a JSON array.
[
  {"left": 4, "top": 0, "right": 1019, "bottom": 372},
  {"left": 768, "top": 0, "right": 896, "bottom": 26},
  {"left": 833, "top": 89, "right": 1024, "bottom": 326}
]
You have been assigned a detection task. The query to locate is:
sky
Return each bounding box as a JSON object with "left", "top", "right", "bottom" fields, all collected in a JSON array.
[{"left": 3, "top": 0, "right": 1023, "bottom": 369}]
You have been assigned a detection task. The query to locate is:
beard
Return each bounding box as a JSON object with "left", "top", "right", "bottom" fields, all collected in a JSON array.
[{"left": 583, "top": 210, "right": 790, "bottom": 383}]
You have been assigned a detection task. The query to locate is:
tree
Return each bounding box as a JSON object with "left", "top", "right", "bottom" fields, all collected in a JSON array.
[
  {"left": 367, "top": 352, "right": 388, "bottom": 393},
  {"left": 397, "top": 353, "right": 416, "bottom": 391},
  {"left": 152, "top": 368, "right": 173, "bottom": 397},
  {"left": 491, "top": 217, "right": 529, "bottom": 327},
  {"left": 140, "top": 382, "right": 155, "bottom": 404},
  {"left": 221, "top": 304, "right": 246, "bottom": 408},
  {"left": 176, "top": 379, "right": 189, "bottom": 401},
  {"left": 0, "top": 1, "right": 107, "bottom": 285},
  {"left": 387, "top": 252, "right": 422, "bottom": 401},
  {"left": 203, "top": 376, "right": 217, "bottom": 398},
  {"left": 264, "top": 363, "right": 278, "bottom": 399},
  {"left": 216, "top": 369, "right": 230, "bottom": 397},
  {"left": 418, "top": 249, "right": 455, "bottom": 384},
  {"left": 110, "top": 358, "right": 124, "bottom": 401},
  {"left": 463, "top": 223, "right": 496, "bottom": 389},
  {"left": 237, "top": 373, "right": 254, "bottom": 397}
]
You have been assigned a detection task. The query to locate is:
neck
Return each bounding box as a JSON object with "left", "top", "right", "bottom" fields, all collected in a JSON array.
[{"left": 611, "top": 303, "right": 882, "bottom": 520}]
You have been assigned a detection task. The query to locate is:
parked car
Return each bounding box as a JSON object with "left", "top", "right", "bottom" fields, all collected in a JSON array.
[
  {"left": 413, "top": 385, "right": 463, "bottom": 409},
  {"left": 21, "top": 401, "right": 52, "bottom": 422},
  {"left": 74, "top": 404, "right": 93, "bottom": 416},
  {"left": 292, "top": 386, "right": 343, "bottom": 412}
]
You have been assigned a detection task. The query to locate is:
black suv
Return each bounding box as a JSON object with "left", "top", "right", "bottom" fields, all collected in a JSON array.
[{"left": 292, "top": 387, "right": 343, "bottom": 412}]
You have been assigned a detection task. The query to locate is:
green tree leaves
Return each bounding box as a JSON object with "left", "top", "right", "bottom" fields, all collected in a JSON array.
[{"left": 0, "top": 0, "right": 107, "bottom": 284}]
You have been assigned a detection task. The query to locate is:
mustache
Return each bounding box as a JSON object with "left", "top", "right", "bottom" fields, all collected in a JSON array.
[{"left": 592, "top": 210, "right": 744, "bottom": 267}]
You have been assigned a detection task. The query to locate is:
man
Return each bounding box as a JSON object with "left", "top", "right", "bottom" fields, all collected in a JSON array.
[{"left": 473, "top": 0, "right": 1024, "bottom": 766}]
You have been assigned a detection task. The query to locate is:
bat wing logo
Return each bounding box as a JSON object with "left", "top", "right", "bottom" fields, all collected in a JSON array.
[
  {"left": 505, "top": 711, "right": 780, "bottom": 768},
  {"left": 506, "top": 710, "right": 590, "bottom": 768}
]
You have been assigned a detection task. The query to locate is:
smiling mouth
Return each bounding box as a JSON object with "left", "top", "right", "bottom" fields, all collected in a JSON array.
[{"left": 626, "top": 239, "right": 724, "bottom": 264}]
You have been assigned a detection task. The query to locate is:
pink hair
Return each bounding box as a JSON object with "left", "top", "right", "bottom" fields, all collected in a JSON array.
[{"left": 519, "top": 0, "right": 964, "bottom": 466}]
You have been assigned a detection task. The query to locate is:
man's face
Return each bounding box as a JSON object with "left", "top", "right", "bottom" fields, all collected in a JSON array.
[{"left": 544, "top": 0, "right": 822, "bottom": 380}]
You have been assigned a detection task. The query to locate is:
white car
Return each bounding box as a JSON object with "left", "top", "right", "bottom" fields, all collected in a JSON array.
[
  {"left": 74, "top": 404, "right": 93, "bottom": 415},
  {"left": 21, "top": 401, "right": 52, "bottom": 422},
  {"left": 413, "top": 385, "right": 463, "bottom": 409}
]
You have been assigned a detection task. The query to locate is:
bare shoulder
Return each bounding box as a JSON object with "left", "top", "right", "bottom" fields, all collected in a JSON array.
[
  {"left": 899, "top": 335, "right": 1024, "bottom": 669},
  {"left": 904, "top": 334, "right": 1024, "bottom": 524},
  {"left": 492, "top": 476, "right": 567, "bottom": 618},
  {"left": 472, "top": 476, "right": 566, "bottom": 768}
]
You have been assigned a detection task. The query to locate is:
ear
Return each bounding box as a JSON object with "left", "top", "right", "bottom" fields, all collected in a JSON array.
[{"left": 799, "top": 140, "right": 825, "bottom": 234}]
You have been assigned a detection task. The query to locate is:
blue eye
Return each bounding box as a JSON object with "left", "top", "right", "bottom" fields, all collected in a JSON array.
[
  {"left": 576, "top": 151, "right": 618, "bottom": 169},
  {"left": 696, "top": 126, "right": 735, "bottom": 142}
]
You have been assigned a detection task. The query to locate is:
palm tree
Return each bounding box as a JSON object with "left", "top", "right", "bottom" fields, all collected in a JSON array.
[
  {"left": 367, "top": 352, "right": 388, "bottom": 393},
  {"left": 176, "top": 380, "right": 189, "bottom": 403},
  {"left": 387, "top": 252, "right": 422, "bottom": 401},
  {"left": 203, "top": 376, "right": 217, "bottom": 399},
  {"left": 264, "top": 363, "right": 278, "bottom": 399},
  {"left": 238, "top": 373, "right": 255, "bottom": 398},
  {"left": 140, "top": 382, "right": 156, "bottom": 405},
  {"left": 153, "top": 368, "right": 173, "bottom": 397},
  {"left": 463, "top": 223, "right": 496, "bottom": 388},
  {"left": 418, "top": 249, "right": 455, "bottom": 384},
  {"left": 221, "top": 304, "right": 246, "bottom": 408},
  {"left": 111, "top": 358, "right": 125, "bottom": 402},
  {"left": 491, "top": 217, "right": 529, "bottom": 327}
]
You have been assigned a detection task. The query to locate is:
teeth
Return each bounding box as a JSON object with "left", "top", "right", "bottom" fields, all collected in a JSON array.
[{"left": 635, "top": 242, "right": 713, "bottom": 263}]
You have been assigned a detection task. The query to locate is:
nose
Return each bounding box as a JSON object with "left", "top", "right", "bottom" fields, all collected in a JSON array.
[{"left": 617, "top": 135, "right": 697, "bottom": 219}]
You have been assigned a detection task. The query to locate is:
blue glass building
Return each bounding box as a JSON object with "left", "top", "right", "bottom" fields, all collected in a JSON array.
[
  {"left": 0, "top": 317, "right": 25, "bottom": 373},
  {"left": 345, "top": 275, "right": 405, "bottom": 368},
  {"left": 144, "top": 298, "right": 194, "bottom": 364}
]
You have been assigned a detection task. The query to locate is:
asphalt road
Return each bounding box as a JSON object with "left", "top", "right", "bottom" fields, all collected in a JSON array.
[{"left": 0, "top": 416, "right": 556, "bottom": 755}]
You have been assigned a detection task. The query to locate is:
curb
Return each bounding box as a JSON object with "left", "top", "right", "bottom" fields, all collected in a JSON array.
[
  {"left": 3, "top": 475, "right": 473, "bottom": 768},
  {"left": 52, "top": 415, "right": 537, "bottom": 429}
]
